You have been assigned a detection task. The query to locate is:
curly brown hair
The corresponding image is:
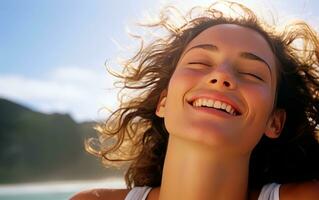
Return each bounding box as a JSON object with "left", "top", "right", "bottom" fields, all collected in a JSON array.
[{"left": 87, "top": 1, "right": 319, "bottom": 189}]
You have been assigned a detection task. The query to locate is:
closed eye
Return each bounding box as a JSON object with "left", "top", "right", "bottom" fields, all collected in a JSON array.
[
  {"left": 188, "top": 62, "right": 211, "bottom": 67},
  {"left": 240, "top": 72, "right": 264, "bottom": 81}
]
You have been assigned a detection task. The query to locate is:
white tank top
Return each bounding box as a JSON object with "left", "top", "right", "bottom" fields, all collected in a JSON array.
[{"left": 124, "top": 183, "right": 280, "bottom": 200}]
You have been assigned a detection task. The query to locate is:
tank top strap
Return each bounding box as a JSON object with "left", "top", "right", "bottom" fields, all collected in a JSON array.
[
  {"left": 125, "top": 183, "right": 279, "bottom": 200},
  {"left": 124, "top": 186, "right": 152, "bottom": 200},
  {"left": 258, "top": 183, "right": 280, "bottom": 200}
]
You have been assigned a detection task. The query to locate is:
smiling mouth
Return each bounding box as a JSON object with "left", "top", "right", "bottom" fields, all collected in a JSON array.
[{"left": 188, "top": 99, "right": 242, "bottom": 116}]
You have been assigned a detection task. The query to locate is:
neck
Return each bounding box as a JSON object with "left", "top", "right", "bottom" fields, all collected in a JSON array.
[{"left": 158, "top": 135, "right": 250, "bottom": 200}]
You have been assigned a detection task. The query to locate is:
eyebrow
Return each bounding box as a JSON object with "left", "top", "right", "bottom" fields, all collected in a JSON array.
[{"left": 183, "top": 44, "right": 272, "bottom": 74}]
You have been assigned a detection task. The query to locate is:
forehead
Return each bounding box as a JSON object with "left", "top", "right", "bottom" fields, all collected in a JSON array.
[{"left": 184, "top": 24, "right": 276, "bottom": 68}]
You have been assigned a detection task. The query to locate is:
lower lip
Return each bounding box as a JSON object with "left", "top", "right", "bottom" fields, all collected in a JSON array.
[{"left": 188, "top": 103, "right": 237, "bottom": 118}]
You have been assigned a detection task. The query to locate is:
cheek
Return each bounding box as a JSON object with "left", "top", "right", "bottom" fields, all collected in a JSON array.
[
  {"left": 243, "top": 83, "right": 274, "bottom": 116},
  {"left": 169, "top": 68, "right": 202, "bottom": 88},
  {"left": 163, "top": 69, "right": 201, "bottom": 135},
  {"left": 166, "top": 68, "right": 206, "bottom": 113},
  {"left": 239, "top": 84, "right": 275, "bottom": 151}
]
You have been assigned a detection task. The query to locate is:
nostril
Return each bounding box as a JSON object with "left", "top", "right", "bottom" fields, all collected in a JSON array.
[
  {"left": 224, "top": 81, "right": 230, "bottom": 87},
  {"left": 211, "top": 79, "right": 217, "bottom": 83}
]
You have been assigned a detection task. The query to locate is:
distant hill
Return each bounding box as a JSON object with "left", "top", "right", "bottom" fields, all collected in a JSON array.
[{"left": 0, "top": 98, "right": 125, "bottom": 184}]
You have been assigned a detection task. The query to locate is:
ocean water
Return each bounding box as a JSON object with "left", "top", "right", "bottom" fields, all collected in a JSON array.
[
  {"left": 0, "top": 192, "right": 73, "bottom": 200},
  {"left": 0, "top": 178, "right": 126, "bottom": 200}
]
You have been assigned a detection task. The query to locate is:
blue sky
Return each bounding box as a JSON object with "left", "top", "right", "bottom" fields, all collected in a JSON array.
[{"left": 0, "top": 0, "right": 318, "bottom": 122}]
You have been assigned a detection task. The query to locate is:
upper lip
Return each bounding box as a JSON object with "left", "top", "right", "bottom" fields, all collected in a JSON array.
[{"left": 186, "top": 91, "right": 243, "bottom": 115}]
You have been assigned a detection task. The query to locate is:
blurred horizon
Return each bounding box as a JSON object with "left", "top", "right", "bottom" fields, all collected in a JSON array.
[{"left": 1, "top": 0, "right": 318, "bottom": 122}]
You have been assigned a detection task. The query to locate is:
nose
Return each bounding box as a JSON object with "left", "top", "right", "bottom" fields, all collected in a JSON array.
[
  {"left": 207, "top": 63, "right": 237, "bottom": 90},
  {"left": 210, "top": 78, "right": 232, "bottom": 87}
]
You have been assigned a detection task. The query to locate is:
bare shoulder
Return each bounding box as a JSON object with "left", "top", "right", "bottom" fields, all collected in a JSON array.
[
  {"left": 280, "top": 180, "right": 319, "bottom": 200},
  {"left": 70, "top": 188, "right": 130, "bottom": 200}
]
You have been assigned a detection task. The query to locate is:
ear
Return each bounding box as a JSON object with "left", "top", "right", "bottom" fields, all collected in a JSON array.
[
  {"left": 264, "top": 109, "right": 286, "bottom": 139},
  {"left": 155, "top": 90, "right": 167, "bottom": 118}
]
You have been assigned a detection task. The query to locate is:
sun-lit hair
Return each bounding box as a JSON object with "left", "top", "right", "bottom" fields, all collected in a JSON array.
[{"left": 86, "top": 1, "right": 319, "bottom": 189}]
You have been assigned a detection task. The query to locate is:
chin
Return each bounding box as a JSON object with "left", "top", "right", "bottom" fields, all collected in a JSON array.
[{"left": 169, "top": 122, "right": 235, "bottom": 148}]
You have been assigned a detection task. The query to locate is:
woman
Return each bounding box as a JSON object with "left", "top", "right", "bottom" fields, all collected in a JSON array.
[{"left": 71, "top": 1, "right": 319, "bottom": 199}]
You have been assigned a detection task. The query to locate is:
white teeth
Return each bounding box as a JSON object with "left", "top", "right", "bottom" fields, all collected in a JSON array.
[
  {"left": 207, "top": 100, "right": 214, "bottom": 107},
  {"left": 192, "top": 98, "right": 238, "bottom": 116},
  {"left": 203, "top": 99, "right": 208, "bottom": 107},
  {"left": 198, "top": 99, "right": 205, "bottom": 106},
  {"left": 230, "top": 109, "right": 235, "bottom": 115},
  {"left": 214, "top": 100, "right": 221, "bottom": 109},
  {"left": 226, "top": 105, "right": 232, "bottom": 113},
  {"left": 221, "top": 103, "right": 227, "bottom": 109}
]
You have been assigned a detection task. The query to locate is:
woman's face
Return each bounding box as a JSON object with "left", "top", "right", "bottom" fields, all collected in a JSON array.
[{"left": 156, "top": 24, "right": 285, "bottom": 155}]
